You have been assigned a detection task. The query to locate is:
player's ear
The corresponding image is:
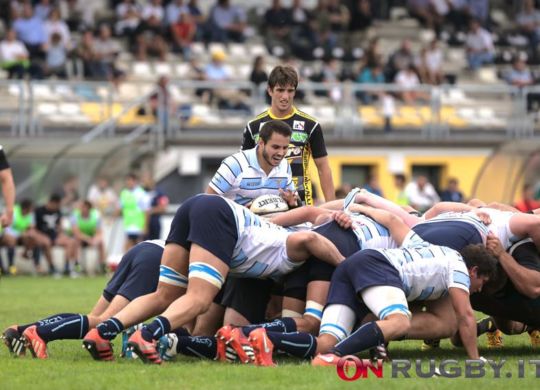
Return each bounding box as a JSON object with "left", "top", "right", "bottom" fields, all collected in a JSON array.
[{"left": 468, "top": 266, "right": 478, "bottom": 278}]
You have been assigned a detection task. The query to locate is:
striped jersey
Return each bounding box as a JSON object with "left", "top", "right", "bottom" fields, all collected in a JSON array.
[
  {"left": 242, "top": 107, "right": 328, "bottom": 205},
  {"left": 209, "top": 146, "right": 294, "bottom": 206},
  {"left": 375, "top": 231, "right": 470, "bottom": 301},
  {"left": 222, "top": 197, "right": 298, "bottom": 280}
]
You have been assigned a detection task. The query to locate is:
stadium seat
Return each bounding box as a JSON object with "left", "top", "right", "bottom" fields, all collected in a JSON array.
[
  {"left": 229, "top": 43, "right": 248, "bottom": 58},
  {"left": 175, "top": 63, "right": 191, "bottom": 78},
  {"left": 154, "top": 62, "right": 172, "bottom": 76},
  {"left": 132, "top": 62, "right": 153, "bottom": 79},
  {"left": 58, "top": 103, "right": 81, "bottom": 115}
]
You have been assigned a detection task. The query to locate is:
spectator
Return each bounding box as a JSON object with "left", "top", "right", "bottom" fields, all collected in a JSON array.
[
  {"left": 44, "top": 8, "right": 71, "bottom": 50},
  {"left": 356, "top": 62, "right": 385, "bottom": 104},
  {"left": 515, "top": 183, "right": 540, "bottom": 212},
  {"left": 249, "top": 55, "right": 268, "bottom": 87},
  {"left": 94, "top": 24, "right": 125, "bottom": 83},
  {"left": 395, "top": 64, "right": 422, "bottom": 104},
  {"left": 264, "top": 0, "right": 292, "bottom": 50},
  {"left": 362, "top": 173, "right": 383, "bottom": 197},
  {"left": 310, "top": 58, "right": 342, "bottom": 101},
  {"left": 115, "top": 0, "right": 141, "bottom": 37},
  {"left": 135, "top": 0, "right": 167, "bottom": 61},
  {"left": 34, "top": 0, "right": 53, "bottom": 21},
  {"left": 186, "top": 0, "right": 205, "bottom": 40},
  {"left": 465, "top": 18, "right": 494, "bottom": 70},
  {"left": 207, "top": 0, "right": 246, "bottom": 43},
  {"left": 393, "top": 173, "right": 409, "bottom": 206},
  {"left": 466, "top": 0, "right": 489, "bottom": 27},
  {"left": 71, "top": 200, "right": 106, "bottom": 274},
  {"left": 87, "top": 176, "right": 118, "bottom": 218},
  {"left": 405, "top": 174, "right": 440, "bottom": 212},
  {"left": 420, "top": 38, "right": 443, "bottom": 85},
  {"left": 504, "top": 57, "right": 540, "bottom": 111},
  {"left": 170, "top": 11, "right": 196, "bottom": 60},
  {"left": 445, "top": 0, "right": 471, "bottom": 32},
  {"left": 45, "top": 32, "right": 67, "bottom": 78},
  {"left": 440, "top": 177, "right": 464, "bottom": 202},
  {"left": 289, "top": 0, "right": 317, "bottom": 60},
  {"left": 335, "top": 182, "right": 353, "bottom": 199},
  {"left": 407, "top": 0, "right": 441, "bottom": 30},
  {"left": 0, "top": 28, "right": 34, "bottom": 79},
  {"left": 141, "top": 175, "right": 169, "bottom": 240},
  {"left": 165, "top": 0, "right": 189, "bottom": 26},
  {"left": 55, "top": 174, "right": 80, "bottom": 214},
  {"left": 349, "top": 0, "right": 373, "bottom": 37},
  {"left": 516, "top": 0, "right": 540, "bottom": 57},
  {"left": 13, "top": 3, "right": 48, "bottom": 60},
  {"left": 77, "top": 30, "right": 107, "bottom": 79},
  {"left": 386, "top": 39, "right": 415, "bottom": 81},
  {"left": 59, "top": 0, "right": 94, "bottom": 31},
  {"left": 327, "top": 0, "right": 350, "bottom": 35},
  {"left": 313, "top": 0, "right": 338, "bottom": 54},
  {"left": 119, "top": 173, "right": 150, "bottom": 251},
  {"left": 364, "top": 36, "right": 383, "bottom": 68}
]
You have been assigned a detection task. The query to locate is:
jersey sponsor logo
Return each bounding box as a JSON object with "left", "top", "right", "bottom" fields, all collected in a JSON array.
[
  {"left": 291, "top": 131, "right": 308, "bottom": 143},
  {"left": 285, "top": 145, "right": 302, "bottom": 159},
  {"left": 293, "top": 120, "right": 305, "bottom": 131},
  {"left": 240, "top": 177, "right": 262, "bottom": 188}
]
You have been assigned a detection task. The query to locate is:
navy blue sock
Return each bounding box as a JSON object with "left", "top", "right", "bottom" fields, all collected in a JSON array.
[
  {"left": 96, "top": 317, "right": 125, "bottom": 340},
  {"left": 171, "top": 327, "right": 190, "bottom": 337},
  {"left": 17, "top": 313, "right": 78, "bottom": 333},
  {"left": 36, "top": 315, "right": 89, "bottom": 342},
  {"left": 241, "top": 317, "right": 297, "bottom": 336},
  {"left": 142, "top": 316, "right": 171, "bottom": 342},
  {"left": 266, "top": 331, "right": 317, "bottom": 359},
  {"left": 176, "top": 336, "right": 217, "bottom": 359},
  {"left": 7, "top": 247, "right": 15, "bottom": 267},
  {"left": 332, "top": 321, "right": 385, "bottom": 357}
]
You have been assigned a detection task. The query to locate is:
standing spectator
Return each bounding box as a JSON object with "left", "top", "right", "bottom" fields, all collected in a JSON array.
[
  {"left": 165, "top": 0, "right": 189, "bottom": 27},
  {"left": 515, "top": 183, "right": 540, "bottom": 212},
  {"left": 465, "top": 18, "right": 494, "bottom": 70},
  {"left": 44, "top": 8, "right": 71, "bottom": 51},
  {"left": 13, "top": 3, "right": 48, "bottom": 61},
  {"left": 440, "top": 177, "right": 464, "bottom": 202},
  {"left": 242, "top": 65, "right": 335, "bottom": 205},
  {"left": 0, "top": 28, "right": 33, "bottom": 79},
  {"left": 119, "top": 174, "right": 150, "bottom": 251},
  {"left": 170, "top": 11, "right": 196, "bottom": 60},
  {"left": 87, "top": 176, "right": 118, "bottom": 218},
  {"left": 115, "top": 0, "right": 141, "bottom": 37},
  {"left": 0, "top": 145, "right": 15, "bottom": 228},
  {"left": 405, "top": 175, "right": 440, "bottom": 212},
  {"left": 141, "top": 175, "right": 169, "bottom": 240},
  {"left": 71, "top": 200, "right": 106, "bottom": 274},
  {"left": 207, "top": 0, "right": 246, "bottom": 43}
]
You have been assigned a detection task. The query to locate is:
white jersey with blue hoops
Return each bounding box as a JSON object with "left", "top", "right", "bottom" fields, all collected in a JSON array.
[
  {"left": 375, "top": 232, "right": 470, "bottom": 301},
  {"left": 209, "top": 146, "right": 295, "bottom": 206},
  {"left": 222, "top": 197, "right": 297, "bottom": 280}
]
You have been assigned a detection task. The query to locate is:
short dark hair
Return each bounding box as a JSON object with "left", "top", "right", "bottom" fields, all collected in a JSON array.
[
  {"left": 268, "top": 65, "right": 298, "bottom": 90},
  {"left": 460, "top": 244, "right": 498, "bottom": 280},
  {"left": 259, "top": 120, "right": 292, "bottom": 143},
  {"left": 20, "top": 198, "right": 33, "bottom": 210},
  {"left": 50, "top": 193, "right": 62, "bottom": 203}
]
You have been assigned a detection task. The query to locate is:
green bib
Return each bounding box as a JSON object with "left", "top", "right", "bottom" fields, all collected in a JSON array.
[
  {"left": 120, "top": 189, "right": 145, "bottom": 231},
  {"left": 13, "top": 204, "right": 32, "bottom": 233},
  {"left": 74, "top": 208, "right": 99, "bottom": 236}
]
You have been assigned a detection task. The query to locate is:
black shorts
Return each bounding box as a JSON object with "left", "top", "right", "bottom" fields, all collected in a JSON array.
[
  {"left": 412, "top": 221, "right": 482, "bottom": 251},
  {"left": 219, "top": 277, "right": 275, "bottom": 324},
  {"left": 102, "top": 241, "right": 163, "bottom": 301},
  {"left": 326, "top": 250, "right": 402, "bottom": 312},
  {"left": 166, "top": 194, "right": 238, "bottom": 266},
  {"left": 471, "top": 291, "right": 540, "bottom": 328}
]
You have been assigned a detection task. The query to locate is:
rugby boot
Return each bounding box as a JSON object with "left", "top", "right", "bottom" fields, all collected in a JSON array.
[
  {"left": 248, "top": 328, "right": 275, "bottom": 367},
  {"left": 22, "top": 326, "right": 48, "bottom": 359},
  {"left": 486, "top": 330, "right": 503, "bottom": 349},
  {"left": 2, "top": 325, "right": 26, "bottom": 356},
  {"left": 82, "top": 328, "right": 114, "bottom": 361},
  {"left": 127, "top": 329, "right": 162, "bottom": 364}
]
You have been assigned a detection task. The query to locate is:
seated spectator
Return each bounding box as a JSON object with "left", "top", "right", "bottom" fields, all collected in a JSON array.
[
  {"left": 71, "top": 200, "right": 106, "bottom": 274},
  {"left": 207, "top": 0, "right": 246, "bottom": 43},
  {"left": 505, "top": 57, "right": 539, "bottom": 111},
  {"left": 170, "top": 11, "right": 196, "bottom": 60},
  {"left": 13, "top": 3, "right": 48, "bottom": 60},
  {"left": 327, "top": 0, "right": 350, "bottom": 36},
  {"left": 356, "top": 62, "right": 385, "bottom": 104},
  {"left": 44, "top": 8, "right": 72, "bottom": 51},
  {"left": 165, "top": 0, "right": 189, "bottom": 27},
  {"left": 135, "top": 0, "right": 167, "bottom": 61},
  {"left": 313, "top": 1, "right": 338, "bottom": 54},
  {"left": 516, "top": 0, "right": 540, "bottom": 59},
  {"left": 395, "top": 64, "right": 422, "bottom": 104},
  {"left": 364, "top": 36, "right": 383, "bottom": 68},
  {"left": 465, "top": 18, "right": 494, "bottom": 70},
  {"left": 440, "top": 177, "right": 464, "bottom": 202},
  {"left": 405, "top": 174, "right": 440, "bottom": 213},
  {"left": 348, "top": 0, "right": 373, "bottom": 44},
  {"left": 59, "top": 0, "right": 94, "bottom": 31},
  {"left": 115, "top": 0, "right": 141, "bottom": 37},
  {"left": 407, "top": 0, "right": 441, "bottom": 30},
  {"left": 94, "top": 24, "right": 124, "bottom": 82},
  {"left": 386, "top": 38, "right": 415, "bottom": 81},
  {"left": 310, "top": 58, "right": 343, "bottom": 101},
  {"left": 264, "top": 0, "right": 292, "bottom": 50},
  {"left": 77, "top": 30, "right": 107, "bottom": 79},
  {"left": 466, "top": 0, "right": 489, "bottom": 27},
  {"left": 249, "top": 55, "right": 268, "bottom": 87},
  {"left": 87, "top": 176, "right": 118, "bottom": 218},
  {"left": 515, "top": 183, "right": 540, "bottom": 212},
  {"left": 419, "top": 38, "right": 443, "bottom": 85},
  {"left": 186, "top": 0, "right": 205, "bottom": 40},
  {"left": 0, "top": 28, "right": 33, "bottom": 79},
  {"left": 444, "top": 0, "right": 471, "bottom": 32},
  {"left": 289, "top": 0, "right": 317, "bottom": 60},
  {"left": 45, "top": 32, "right": 67, "bottom": 78}
]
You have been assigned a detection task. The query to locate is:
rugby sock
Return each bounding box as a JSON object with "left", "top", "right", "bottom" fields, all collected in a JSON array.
[
  {"left": 142, "top": 316, "right": 171, "bottom": 342},
  {"left": 97, "top": 317, "right": 125, "bottom": 340},
  {"left": 176, "top": 336, "right": 217, "bottom": 359},
  {"left": 171, "top": 327, "right": 191, "bottom": 337},
  {"left": 265, "top": 331, "right": 317, "bottom": 359},
  {"left": 241, "top": 318, "right": 297, "bottom": 336},
  {"left": 332, "top": 321, "right": 384, "bottom": 357},
  {"left": 7, "top": 247, "right": 15, "bottom": 267},
  {"left": 36, "top": 315, "right": 89, "bottom": 342},
  {"left": 17, "top": 313, "right": 78, "bottom": 333},
  {"left": 477, "top": 317, "right": 497, "bottom": 335}
]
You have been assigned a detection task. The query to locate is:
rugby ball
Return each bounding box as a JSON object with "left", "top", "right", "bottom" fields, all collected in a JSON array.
[{"left": 250, "top": 194, "right": 289, "bottom": 215}]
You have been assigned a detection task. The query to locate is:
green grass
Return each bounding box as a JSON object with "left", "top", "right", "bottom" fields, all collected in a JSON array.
[{"left": 1, "top": 276, "right": 539, "bottom": 389}]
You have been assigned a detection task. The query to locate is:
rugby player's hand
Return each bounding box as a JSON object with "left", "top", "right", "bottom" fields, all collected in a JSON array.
[
  {"left": 333, "top": 211, "right": 353, "bottom": 229},
  {"left": 279, "top": 189, "right": 299, "bottom": 208},
  {"left": 473, "top": 210, "right": 492, "bottom": 225},
  {"left": 486, "top": 233, "right": 504, "bottom": 257}
]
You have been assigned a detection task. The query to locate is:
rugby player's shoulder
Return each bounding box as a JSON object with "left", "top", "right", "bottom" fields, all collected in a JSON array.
[
  {"left": 249, "top": 110, "right": 270, "bottom": 123},
  {"left": 295, "top": 109, "right": 319, "bottom": 123}
]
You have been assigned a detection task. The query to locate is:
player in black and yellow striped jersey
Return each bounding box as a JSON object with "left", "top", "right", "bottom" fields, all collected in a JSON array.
[{"left": 241, "top": 65, "right": 335, "bottom": 206}]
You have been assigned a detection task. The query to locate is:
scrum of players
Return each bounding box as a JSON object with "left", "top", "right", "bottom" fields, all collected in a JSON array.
[{"left": 3, "top": 120, "right": 540, "bottom": 367}]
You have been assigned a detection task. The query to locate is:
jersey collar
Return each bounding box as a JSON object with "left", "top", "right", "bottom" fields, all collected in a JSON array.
[{"left": 267, "top": 106, "right": 298, "bottom": 120}]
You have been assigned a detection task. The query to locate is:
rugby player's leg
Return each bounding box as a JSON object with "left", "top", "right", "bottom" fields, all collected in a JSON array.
[{"left": 407, "top": 296, "right": 458, "bottom": 339}]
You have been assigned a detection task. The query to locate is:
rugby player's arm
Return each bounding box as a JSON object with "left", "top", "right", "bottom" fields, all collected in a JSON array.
[
  {"left": 485, "top": 202, "right": 520, "bottom": 212},
  {"left": 449, "top": 287, "right": 480, "bottom": 359},
  {"left": 423, "top": 202, "right": 474, "bottom": 219},
  {"left": 269, "top": 206, "right": 331, "bottom": 226},
  {"left": 313, "top": 156, "right": 335, "bottom": 202},
  {"left": 205, "top": 186, "right": 219, "bottom": 195},
  {"left": 0, "top": 165, "right": 15, "bottom": 227},
  {"left": 347, "top": 204, "right": 410, "bottom": 246}
]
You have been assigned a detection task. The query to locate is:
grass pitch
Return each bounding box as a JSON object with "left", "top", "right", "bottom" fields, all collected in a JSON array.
[{"left": 1, "top": 276, "right": 539, "bottom": 389}]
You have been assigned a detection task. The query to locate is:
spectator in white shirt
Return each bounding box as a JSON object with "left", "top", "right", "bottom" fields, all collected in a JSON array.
[
  {"left": 422, "top": 38, "right": 443, "bottom": 84},
  {"left": 166, "top": 0, "right": 189, "bottom": 26},
  {"left": 0, "top": 28, "right": 30, "bottom": 78},
  {"left": 405, "top": 175, "right": 440, "bottom": 213},
  {"left": 516, "top": 0, "right": 540, "bottom": 55},
  {"left": 44, "top": 8, "right": 72, "bottom": 50},
  {"left": 465, "top": 18, "right": 494, "bottom": 70},
  {"left": 395, "top": 64, "right": 422, "bottom": 104},
  {"left": 115, "top": 0, "right": 141, "bottom": 36}
]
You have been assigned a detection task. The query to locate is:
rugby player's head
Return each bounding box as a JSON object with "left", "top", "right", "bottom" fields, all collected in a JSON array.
[
  {"left": 20, "top": 198, "right": 33, "bottom": 213},
  {"left": 268, "top": 65, "right": 298, "bottom": 90},
  {"left": 258, "top": 120, "right": 291, "bottom": 169},
  {"left": 81, "top": 199, "right": 93, "bottom": 214},
  {"left": 48, "top": 193, "right": 62, "bottom": 210},
  {"left": 259, "top": 120, "right": 292, "bottom": 143},
  {"left": 460, "top": 244, "right": 499, "bottom": 293}
]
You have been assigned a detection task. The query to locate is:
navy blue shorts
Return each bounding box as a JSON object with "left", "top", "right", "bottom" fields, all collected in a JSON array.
[
  {"left": 326, "top": 249, "right": 402, "bottom": 312},
  {"left": 283, "top": 221, "right": 360, "bottom": 298},
  {"left": 103, "top": 241, "right": 163, "bottom": 301},
  {"left": 219, "top": 277, "right": 275, "bottom": 323},
  {"left": 412, "top": 221, "right": 482, "bottom": 251},
  {"left": 166, "top": 194, "right": 238, "bottom": 266}
]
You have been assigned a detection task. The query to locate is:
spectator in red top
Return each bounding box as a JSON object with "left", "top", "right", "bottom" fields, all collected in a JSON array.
[
  {"left": 515, "top": 183, "right": 540, "bottom": 213},
  {"left": 170, "top": 11, "right": 196, "bottom": 60}
]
